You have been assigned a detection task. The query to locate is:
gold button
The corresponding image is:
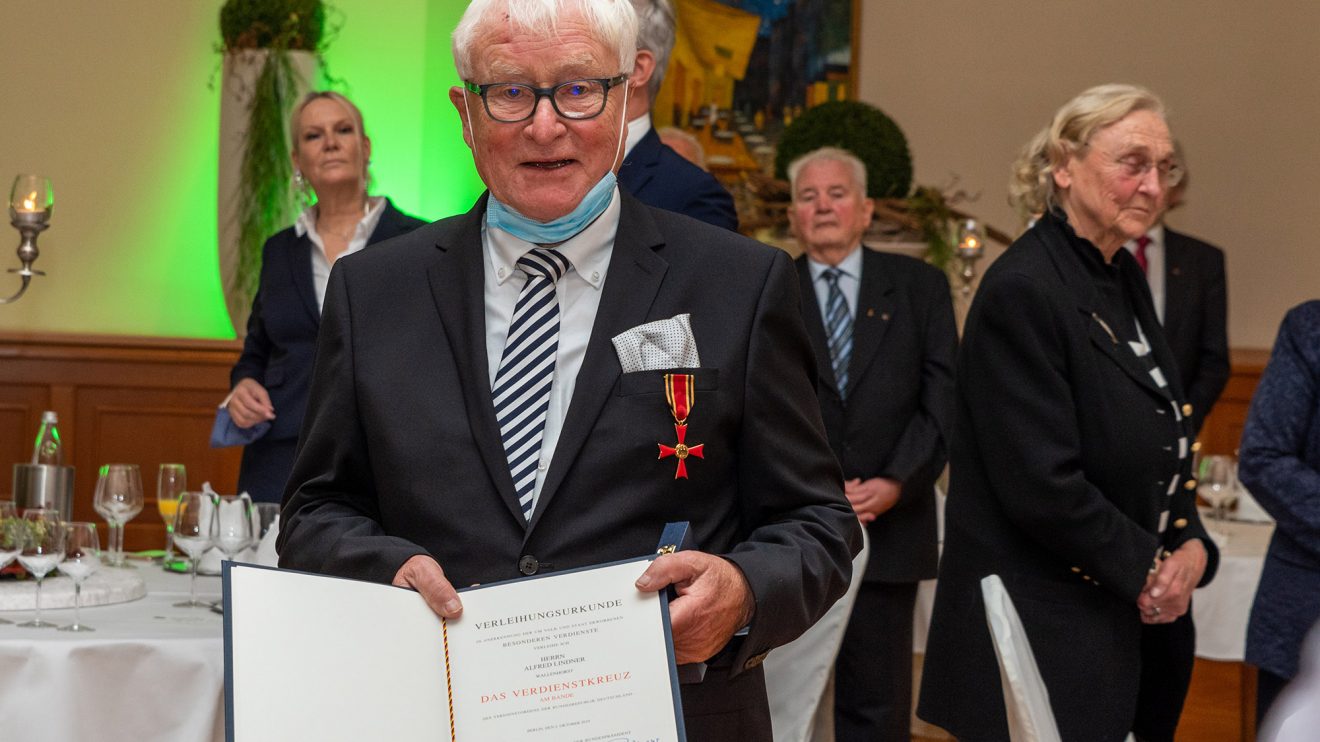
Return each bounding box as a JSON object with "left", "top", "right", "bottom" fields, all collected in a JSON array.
[
  {"left": 1191, "top": 441, "right": 1202, "bottom": 453},
  {"left": 1182, "top": 403, "right": 1193, "bottom": 416},
  {"left": 1070, "top": 566, "right": 1082, "bottom": 573},
  {"left": 1185, "top": 479, "right": 1197, "bottom": 490},
  {"left": 1163, "top": 550, "right": 1173, "bottom": 559},
  {"left": 1173, "top": 518, "right": 1188, "bottom": 528},
  {"left": 1083, "top": 575, "right": 1092, "bottom": 581}
]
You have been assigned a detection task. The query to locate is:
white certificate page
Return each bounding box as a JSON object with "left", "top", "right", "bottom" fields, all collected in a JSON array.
[
  {"left": 446, "top": 559, "right": 682, "bottom": 741},
  {"left": 225, "top": 559, "right": 683, "bottom": 742}
]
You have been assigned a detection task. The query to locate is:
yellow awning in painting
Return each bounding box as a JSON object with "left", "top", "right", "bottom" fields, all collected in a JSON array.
[{"left": 672, "top": 0, "right": 760, "bottom": 82}]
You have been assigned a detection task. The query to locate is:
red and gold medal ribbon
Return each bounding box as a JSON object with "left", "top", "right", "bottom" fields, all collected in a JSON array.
[
  {"left": 659, "top": 373, "right": 704, "bottom": 479},
  {"left": 663, "top": 372, "right": 695, "bottom": 424}
]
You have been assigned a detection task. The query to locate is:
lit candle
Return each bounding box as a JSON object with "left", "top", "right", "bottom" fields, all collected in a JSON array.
[{"left": 17, "top": 191, "right": 41, "bottom": 213}]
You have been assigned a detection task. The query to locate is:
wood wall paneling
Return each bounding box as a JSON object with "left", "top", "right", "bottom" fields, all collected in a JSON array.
[{"left": 0, "top": 333, "right": 242, "bottom": 552}]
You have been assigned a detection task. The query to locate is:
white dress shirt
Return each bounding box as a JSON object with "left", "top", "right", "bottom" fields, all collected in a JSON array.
[
  {"left": 297, "top": 196, "right": 386, "bottom": 312},
  {"left": 806, "top": 244, "right": 863, "bottom": 319},
  {"left": 1124, "top": 224, "right": 1166, "bottom": 324},
  {"left": 483, "top": 189, "right": 620, "bottom": 513}
]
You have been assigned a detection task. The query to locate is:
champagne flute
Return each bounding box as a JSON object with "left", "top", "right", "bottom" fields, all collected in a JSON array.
[
  {"left": 16, "top": 508, "right": 65, "bottom": 628},
  {"left": 58, "top": 522, "right": 101, "bottom": 632},
  {"left": 173, "top": 492, "right": 218, "bottom": 608},
  {"left": 215, "top": 494, "right": 254, "bottom": 566},
  {"left": 1197, "top": 455, "right": 1237, "bottom": 521},
  {"left": 93, "top": 464, "right": 145, "bottom": 568},
  {"left": 0, "top": 501, "right": 20, "bottom": 624},
  {"left": 156, "top": 464, "right": 187, "bottom": 565}
]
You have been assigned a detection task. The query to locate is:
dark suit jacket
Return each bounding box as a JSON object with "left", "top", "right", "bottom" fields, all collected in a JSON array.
[
  {"left": 1240, "top": 301, "right": 1320, "bottom": 680},
  {"left": 229, "top": 199, "right": 425, "bottom": 499},
  {"left": 277, "top": 191, "right": 860, "bottom": 732},
  {"left": 918, "top": 212, "right": 1218, "bottom": 741},
  {"left": 618, "top": 127, "right": 738, "bottom": 232},
  {"left": 1162, "top": 228, "right": 1229, "bottom": 434},
  {"left": 796, "top": 249, "right": 956, "bottom": 583}
]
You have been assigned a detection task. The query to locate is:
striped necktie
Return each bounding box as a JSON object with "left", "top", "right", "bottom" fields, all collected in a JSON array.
[
  {"left": 492, "top": 247, "right": 571, "bottom": 520},
  {"left": 822, "top": 268, "right": 853, "bottom": 396}
]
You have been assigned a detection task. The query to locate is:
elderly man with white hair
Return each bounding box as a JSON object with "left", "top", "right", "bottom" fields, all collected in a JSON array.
[
  {"left": 762, "top": 146, "right": 955, "bottom": 742},
  {"left": 276, "top": 1, "right": 860, "bottom": 738}
]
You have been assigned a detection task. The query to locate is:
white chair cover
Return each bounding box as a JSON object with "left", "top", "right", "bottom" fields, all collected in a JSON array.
[
  {"left": 980, "top": 574, "right": 1063, "bottom": 742},
  {"left": 764, "top": 527, "right": 870, "bottom": 742}
]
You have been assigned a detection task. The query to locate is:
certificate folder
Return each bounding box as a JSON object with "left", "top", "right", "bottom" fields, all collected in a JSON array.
[{"left": 224, "top": 558, "right": 685, "bottom": 742}]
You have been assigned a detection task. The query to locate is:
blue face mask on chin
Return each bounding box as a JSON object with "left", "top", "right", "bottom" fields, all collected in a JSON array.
[{"left": 486, "top": 171, "right": 617, "bottom": 245}]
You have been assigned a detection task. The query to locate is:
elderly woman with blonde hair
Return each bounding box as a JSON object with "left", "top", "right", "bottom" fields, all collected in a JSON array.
[{"left": 917, "top": 84, "right": 1218, "bottom": 741}]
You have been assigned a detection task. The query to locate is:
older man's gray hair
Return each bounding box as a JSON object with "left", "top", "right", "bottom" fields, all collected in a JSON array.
[
  {"left": 629, "top": 0, "right": 676, "bottom": 101},
  {"left": 452, "top": 0, "right": 638, "bottom": 81},
  {"left": 787, "top": 146, "right": 869, "bottom": 198}
]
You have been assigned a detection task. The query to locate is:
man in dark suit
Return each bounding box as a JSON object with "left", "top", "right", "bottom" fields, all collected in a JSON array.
[
  {"left": 276, "top": 2, "right": 859, "bottom": 739},
  {"left": 617, "top": 0, "right": 738, "bottom": 230},
  {"left": 1123, "top": 147, "right": 1229, "bottom": 436},
  {"left": 1122, "top": 148, "right": 1229, "bottom": 741},
  {"left": 785, "top": 147, "right": 956, "bottom": 742}
]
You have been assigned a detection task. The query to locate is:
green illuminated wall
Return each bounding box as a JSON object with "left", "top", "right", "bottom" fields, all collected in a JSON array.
[{"left": 0, "top": 0, "right": 480, "bottom": 340}]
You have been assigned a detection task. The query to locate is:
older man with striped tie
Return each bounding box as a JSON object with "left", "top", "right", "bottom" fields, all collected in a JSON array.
[
  {"left": 765, "top": 146, "right": 955, "bottom": 742},
  {"left": 276, "top": 1, "right": 860, "bottom": 739}
]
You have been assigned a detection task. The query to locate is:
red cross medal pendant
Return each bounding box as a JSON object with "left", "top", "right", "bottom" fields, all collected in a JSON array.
[{"left": 658, "top": 373, "right": 705, "bottom": 479}]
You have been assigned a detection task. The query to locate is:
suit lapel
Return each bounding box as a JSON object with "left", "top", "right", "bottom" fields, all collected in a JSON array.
[
  {"left": 289, "top": 235, "right": 321, "bottom": 326},
  {"left": 1162, "top": 231, "right": 1187, "bottom": 335},
  {"left": 530, "top": 193, "right": 668, "bottom": 531},
  {"left": 1041, "top": 220, "right": 1170, "bottom": 402},
  {"left": 795, "top": 258, "right": 836, "bottom": 389},
  {"left": 847, "top": 249, "right": 896, "bottom": 391},
  {"left": 426, "top": 196, "right": 527, "bottom": 526}
]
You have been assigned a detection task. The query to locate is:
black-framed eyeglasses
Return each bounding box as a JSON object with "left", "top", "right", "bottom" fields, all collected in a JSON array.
[{"left": 463, "top": 75, "right": 628, "bottom": 123}]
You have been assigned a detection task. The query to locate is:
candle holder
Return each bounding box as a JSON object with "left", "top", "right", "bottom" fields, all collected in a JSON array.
[
  {"left": 4, "top": 174, "right": 53, "bottom": 304},
  {"left": 955, "top": 218, "right": 985, "bottom": 297}
]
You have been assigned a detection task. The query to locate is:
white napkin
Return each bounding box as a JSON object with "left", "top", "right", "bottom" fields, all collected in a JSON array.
[{"left": 611, "top": 313, "right": 700, "bottom": 372}]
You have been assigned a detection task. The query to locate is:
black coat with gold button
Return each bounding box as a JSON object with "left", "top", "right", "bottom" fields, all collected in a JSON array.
[{"left": 917, "top": 211, "right": 1218, "bottom": 742}]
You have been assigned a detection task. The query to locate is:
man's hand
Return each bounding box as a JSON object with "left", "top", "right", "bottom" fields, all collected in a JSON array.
[
  {"left": 845, "top": 477, "right": 901, "bottom": 524},
  {"left": 393, "top": 555, "right": 464, "bottom": 619},
  {"left": 227, "top": 377, "right": 276, "bottom": 429},
  {"left": 1137, "top": 539, "right": 1207, "bottom": 624},
  {"left": 635, "top": 551, "right": 755, "bottom": 664}
]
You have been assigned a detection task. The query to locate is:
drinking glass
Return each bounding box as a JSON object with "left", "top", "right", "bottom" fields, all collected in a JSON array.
[
  {"left": 215, "top": 494, "right": 254, "bottom": 565},
  {"left": 0, "top": 501, "right": 19, "bottom": 624},
  {"left": 173, "top": 492, "right": 218, "bottom": 608},
  {"left": 1197, "top": 454, "right": 1237, "bottom": 520},
  {"left": 156, "top": 464, "right": 187, "bottom": 564},
  {"left": 16, "top": 508, "right": 65, "bottom": 628},
  {"left": 58, "top": 522, "right": 101, "bottom": 632},
  {"left": 93, "top": 464, "right": 144, "bottom": 568}
]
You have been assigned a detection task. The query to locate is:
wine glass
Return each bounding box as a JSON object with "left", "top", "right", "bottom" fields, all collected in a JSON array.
[
  {"left": 173, "top": 492, "right": 218, "bottom": 608},
  {"left": 93, "top": 464, "right": 144, "bottom": 568},
  {"left": 215, "top": 494, "right": 254, "bottom": 566},
  {"left": 16, "top": 508, "right": 65, "bottom": 628},
  {"left": 0, "top": 501, "right": 20, "bottom": 625},
  {"left": 1197, "top": 455, "right": 1237, "bottom": 521},
  {"left": 156, "top": 464, "right": 187, "bottom": 565},
  {"left": 58, "top": 522, "right": 101, "bottom": 632}
]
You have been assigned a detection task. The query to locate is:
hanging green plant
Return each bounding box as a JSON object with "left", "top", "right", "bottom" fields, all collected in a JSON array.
[{"left": 220, "top": 0, "right": 328, "bottom": 308}]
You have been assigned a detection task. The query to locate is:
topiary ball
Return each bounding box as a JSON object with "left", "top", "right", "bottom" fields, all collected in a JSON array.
[
  {"left": 221, "top": 0, "right": 325, "bottom": 51},
  {"left": 774, "top": 101, "right": 913, "bottom": 199}
]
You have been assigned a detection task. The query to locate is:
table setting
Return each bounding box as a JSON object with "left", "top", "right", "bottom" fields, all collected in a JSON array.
[{"left": 0, "top": 449, "right": 281, "bottom": 742}]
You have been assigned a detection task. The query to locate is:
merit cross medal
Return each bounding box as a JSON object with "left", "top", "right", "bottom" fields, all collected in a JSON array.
[{"left": 658, "top": 373, "right": 704, "bottom": 479}]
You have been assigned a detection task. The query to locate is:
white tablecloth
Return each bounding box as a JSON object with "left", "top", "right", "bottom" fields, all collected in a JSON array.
[
  {"left": 0, "top": 565, "right": 225, "bottom": 742},
  {"left": 1192, "top": 516, "right": 1273, "bottom": 661}
]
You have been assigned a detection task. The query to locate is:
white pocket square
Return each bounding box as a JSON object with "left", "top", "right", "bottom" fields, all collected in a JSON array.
[{"left": 611, "top": 313, "right": 701, "bottom": 373}]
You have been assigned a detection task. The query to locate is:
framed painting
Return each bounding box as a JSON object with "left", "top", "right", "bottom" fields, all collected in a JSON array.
[{"left": 654, "top": 0, "right": 860, "bottom": 180}]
